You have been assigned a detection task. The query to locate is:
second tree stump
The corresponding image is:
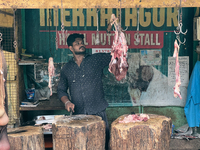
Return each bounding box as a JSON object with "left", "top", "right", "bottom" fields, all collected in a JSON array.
[
  {"left": 8, "top": 126, "right": 45, "bottom": 150},
  {"left": 52, "top": 115, "right": 106, "bottom": 150},
  {"left": 110, "top": 114, "right": 172, "bottom": 150}
]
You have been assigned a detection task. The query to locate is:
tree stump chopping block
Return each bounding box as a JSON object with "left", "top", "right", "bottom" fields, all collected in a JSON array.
[
  {"left": 110, "top": 114, "right": 172, "bottom": 150},
  {"left": 52, "top": 115, "right": 106, "bottom": 150},
  {"left": 7, "top": 126, "right": 45, "bottom": 150}
]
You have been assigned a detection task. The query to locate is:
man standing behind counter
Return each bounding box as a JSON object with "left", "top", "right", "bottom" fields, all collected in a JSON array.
[{"left": 57, "top": 33, "right": 111, "bottom": 150}]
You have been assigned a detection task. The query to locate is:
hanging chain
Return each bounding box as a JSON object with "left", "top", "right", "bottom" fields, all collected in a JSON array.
[
  {"left": 118, "top": 0, "right": 128, "bottom": 31},
  {"left": 60, "top": 0, "right": 67, "bottom": 49},
  {"left": 136, "top": 8, "right": 140, "bottom": 44},
  {"left": 137, "top": 9, "right": 139, "bottom": 32},
  {"left": 177, "top": 1, "right": 181, "bottom": 30},
  {"left": 96, "top": 9, "right": 99, "bottom": 32},
  {"left": 174, "top": 0, "right": 187, "bottom": 46},
  {"left": 119, "top": 0, "right": 121, "bottom": 27},
  {"left": 61, "top": 0, "right": 64, "bottom": 33},
  {"left": 95, "top": 8, "right": 100, "bottom": 45},
  {"left": 13, "top": 9, "right": 17, "bottom": 60},
  {"left": 55, "top": 8, "right": 58, "bottom": 50},
  {"left": 179, "top": 0, "right": 182, "bottom": 24}
]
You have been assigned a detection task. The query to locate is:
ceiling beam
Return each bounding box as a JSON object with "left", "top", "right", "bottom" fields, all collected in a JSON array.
[{"left": 0, "top": 0, "right": 199, "bottom": 9}]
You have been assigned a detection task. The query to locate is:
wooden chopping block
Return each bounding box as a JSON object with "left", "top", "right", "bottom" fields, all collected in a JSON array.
[
  {"left": 110, "top": 114, "right": 172, "bottom": 150},
  {"left": 52, "top": 115, "right": 106, "bottom": 150},
  {"left": 8, "top": 126, "right": 45, "bottom": 150}
]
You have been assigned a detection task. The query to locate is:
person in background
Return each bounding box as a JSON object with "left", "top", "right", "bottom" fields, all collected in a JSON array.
[{"left": 57, "top": 33, "right": 111, "bottom": 150}]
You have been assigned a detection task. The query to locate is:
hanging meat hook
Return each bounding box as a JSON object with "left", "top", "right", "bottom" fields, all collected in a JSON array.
[
  {"left": 174, "top": 0, "right": 187, "bottom": 45},
  {"left": 174, "top": 8, "right": 188, "bottom": 35},
  {"left": 174, "top": 0, "right": 188, "bottom": 35}
]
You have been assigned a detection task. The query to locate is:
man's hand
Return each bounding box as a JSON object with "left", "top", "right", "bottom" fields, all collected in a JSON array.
[
  {"left": 65, "top": 101, "right": 75, "bottom": 112},
  {"left": 61, "top": 96, "right": 75, "bottom": 112}
]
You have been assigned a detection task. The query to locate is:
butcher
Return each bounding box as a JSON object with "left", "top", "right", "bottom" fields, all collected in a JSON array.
[{"left": 57, "top": 33, "right": 111, "bottom": 150}]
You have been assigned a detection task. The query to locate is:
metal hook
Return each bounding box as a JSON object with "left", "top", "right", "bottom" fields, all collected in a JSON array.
[
  {"left": 179, "top": 23, "right": 188, "bottom": 35},
  {"left": 174, "top": 23, "right": 187, "bottom": 35},
  {"left": 176, "top": 35, "right": 186, "bottom": 46},
  {"left": 122, "top": 26, "right": 128, "bottom": 31}
]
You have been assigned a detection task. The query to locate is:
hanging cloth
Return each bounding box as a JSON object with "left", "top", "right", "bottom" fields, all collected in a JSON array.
[{"left": 184, "top": 61, "right": 200, "bottom": 127}]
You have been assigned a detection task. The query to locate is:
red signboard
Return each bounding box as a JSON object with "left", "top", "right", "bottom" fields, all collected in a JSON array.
[{"left": 55, "top": 30, "right": 164, "bottom": 49}]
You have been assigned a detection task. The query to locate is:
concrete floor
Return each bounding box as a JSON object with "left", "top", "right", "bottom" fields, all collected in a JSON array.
[
  {"left": 170, "top": 127, "right": 200, "bottom": 150},
  {"left": 170, "top": 138, "right": 200, "bottom": 150}
]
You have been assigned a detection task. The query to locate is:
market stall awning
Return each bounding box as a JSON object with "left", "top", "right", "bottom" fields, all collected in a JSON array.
[{"left": 0, "top": 0, "right": 199, "bottom": 9}]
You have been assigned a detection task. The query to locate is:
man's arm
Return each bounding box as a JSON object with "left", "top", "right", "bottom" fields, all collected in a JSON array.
[{"left": 57, "top": 68, "right": 75, "bottom": 112}]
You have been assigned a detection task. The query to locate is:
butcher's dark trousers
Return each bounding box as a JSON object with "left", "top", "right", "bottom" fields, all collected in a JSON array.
[{"left": 95, "top": 110, "right": 110, "bottom": 150}]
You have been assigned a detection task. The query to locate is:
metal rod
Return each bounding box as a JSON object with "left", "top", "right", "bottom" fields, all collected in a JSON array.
[{"left": 0, "top": 10, "right": 13, "bottom": 16}]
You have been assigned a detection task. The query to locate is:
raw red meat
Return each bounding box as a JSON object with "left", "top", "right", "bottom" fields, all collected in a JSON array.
[
  {"left": 48, "top": 57, "right": 55, "bottom": 96},
  {"left": 173, "top": 40, "right": 182, "bottom": 99},
  {"left": 42, "top": 123, "right": 52, "bottom": 130},
  {"left": 119, "top": 114, "right": 150, "bottom": 123},
  {"left": 108, "top": 14, "right": 128, "bottom": 81}
]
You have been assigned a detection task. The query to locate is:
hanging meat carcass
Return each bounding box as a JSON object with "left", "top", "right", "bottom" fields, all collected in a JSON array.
[
  {"left": 108, "top": 14, "right": 129, "bottom": 81},
  {"left": 173, "top": 40, "right": 182, "bottom": 99},
  {"left": 0, "top": 50, "right": 9, "bottom": 126},
  {"left": 48, "top": 57, "right": 55, "bottom": 96}
]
